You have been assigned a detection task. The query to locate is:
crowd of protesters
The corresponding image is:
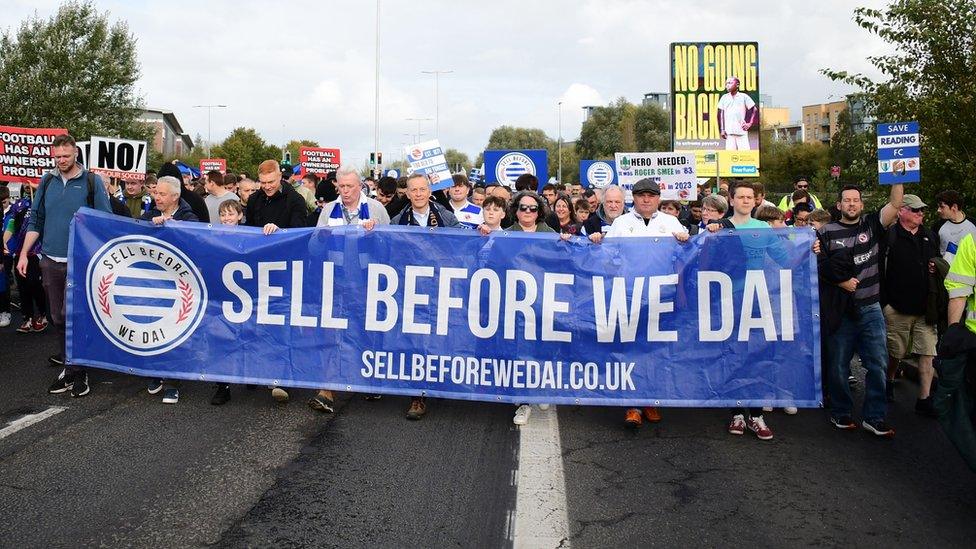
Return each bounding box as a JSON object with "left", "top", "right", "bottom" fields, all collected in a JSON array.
[{"left": 5, "top": 134, "right": 976, "bottom": 448}]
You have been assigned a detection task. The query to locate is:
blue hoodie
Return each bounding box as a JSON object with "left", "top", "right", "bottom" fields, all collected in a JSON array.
[{"left": 26, "top": 165, "right": 112, "bottom": 260}]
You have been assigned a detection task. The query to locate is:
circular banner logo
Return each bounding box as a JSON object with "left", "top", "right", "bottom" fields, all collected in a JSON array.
[
  {"left": 86, "top": 236, "right": 207, "bottom": 356},
  {"left": 495, "top": 152, "right": 536, "bottom": 186},
  {"left": 586, "top": 161, "right": 614, "bottom": 188}
]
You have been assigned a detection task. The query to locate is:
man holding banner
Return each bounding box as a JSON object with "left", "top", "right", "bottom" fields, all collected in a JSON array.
[
  {"left": 309, "top": 164, "right": 391, "bottom": 412},
  {"left": 391, "top": 173, "right": 459, "bottom": 419},
  {"left": 18, "top": 134, "right": 112, "bottom": 398},
  {"left": 603, "top": 178, "right": 688, "bottom": 427},
  {"left": 245, "top": 159, "right": 312, "bottom": 403}
]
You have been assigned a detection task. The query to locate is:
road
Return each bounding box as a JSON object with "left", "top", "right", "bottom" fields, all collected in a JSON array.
[{"left": 1, "top": 327, "right": 975, "bottom": 548}]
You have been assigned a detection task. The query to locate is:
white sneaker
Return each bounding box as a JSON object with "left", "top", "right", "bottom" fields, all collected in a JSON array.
[
  {"left": 513, "top": 404, "right": 531, "bottom": 425},
  {"left": 0, "top": 312, "right": 11, "bottom": 327},
  {"left": 538, "top": 404, "right": 550, "bottom": 410},
  {"left": 784, "top": 406, "right": 798, "bottom": 415}
]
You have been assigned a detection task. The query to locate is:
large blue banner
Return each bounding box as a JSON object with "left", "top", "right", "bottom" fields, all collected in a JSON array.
[
  {"left": 483, "top": 150, "right": 548, "bottom": 189},
  {"left": 68, "top": 209, "right": 821, "bottom": 407}
]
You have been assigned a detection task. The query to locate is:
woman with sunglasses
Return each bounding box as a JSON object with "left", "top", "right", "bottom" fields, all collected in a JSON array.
[{"left": 506, "top": 191, "right": 556, "bottom": 233}]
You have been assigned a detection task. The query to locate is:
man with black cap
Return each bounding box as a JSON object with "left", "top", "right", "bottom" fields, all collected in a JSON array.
[
  {"left": 603, "top": 178, "right": 688, "bottom": 427},
  {"left": 882, "top": 194, "right": 944, "bottom": 415},
  {"left": 605, "top": 178, "right": 688, "bottom": 240}
]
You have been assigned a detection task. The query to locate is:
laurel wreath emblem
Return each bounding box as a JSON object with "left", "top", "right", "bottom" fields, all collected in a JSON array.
[
  {"left": 176, "top": 279, "right": 194, "bottom": 323},
  {"left": 98, "top": 273, "right": 114, "bottom": 317}
]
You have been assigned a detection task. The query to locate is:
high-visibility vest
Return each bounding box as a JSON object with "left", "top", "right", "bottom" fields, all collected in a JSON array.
[
  {"left": 777, "top": 193, "right": 823, "bottom": 212},
  {"left": 945, "top": 233, "right": 976, "bottom": 333}
]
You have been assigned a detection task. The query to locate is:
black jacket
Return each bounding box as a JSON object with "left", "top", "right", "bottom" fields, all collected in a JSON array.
[
  {"left": 818, "top": 246, "right": 858, "bottom": 336},
  {"left": 140, "top": 199, "right": 199, "bottom": 222},
  {"left": 244, "top": 183, "right": 307, "bottom": 229},
  {"left": 157, "top": 162, "right": 209, "bottom": 223}
]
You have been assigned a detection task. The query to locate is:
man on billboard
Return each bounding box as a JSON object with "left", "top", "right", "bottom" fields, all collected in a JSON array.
[{"left": 718, "top": 76, "right": 757, "bottom": 151}]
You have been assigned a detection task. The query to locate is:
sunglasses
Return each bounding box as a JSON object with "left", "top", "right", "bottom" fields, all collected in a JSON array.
[
  {"left": 797, "top": 185, "right": 809, "bottom": 189},
  {"left": 518, "top": 204, "right": 539, "bottom": 212},
  {"left": 909, "top": 207, "right": 926, "bottom": 213}
]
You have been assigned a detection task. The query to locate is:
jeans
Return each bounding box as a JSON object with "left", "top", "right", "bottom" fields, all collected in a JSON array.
[
  {"left": 826, "top": 302, "right": 888, "bottom": 422},
  {"left": 40, "top": 256, "right": 83, "bottom": 375}
]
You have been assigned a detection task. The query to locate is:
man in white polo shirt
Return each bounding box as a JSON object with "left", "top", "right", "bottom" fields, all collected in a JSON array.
[
  {"left": 717, "top": 76, "right": 757, "bottom": 151},
  {"left": 604, "top": 178, "right": 688, "bottom": 427}
]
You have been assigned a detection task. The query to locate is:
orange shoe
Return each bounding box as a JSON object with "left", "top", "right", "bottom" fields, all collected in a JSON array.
[
  {"left": 643, "top": 407, "right": 662, "bottom": 423},
  {"left": 624, "top": 408, "right": 642, "bottom": 427}
]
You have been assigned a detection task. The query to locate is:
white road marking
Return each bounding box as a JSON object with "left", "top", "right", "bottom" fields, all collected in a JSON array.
[
  {"left": 0, "top": 406, "right": 67, "bottom": 440},
  {"left": 513, "top": 405, "right": 571, "bottom": 548}
]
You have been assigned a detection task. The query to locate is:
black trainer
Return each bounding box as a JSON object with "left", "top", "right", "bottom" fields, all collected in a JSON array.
[
  {"left": 70, "top": 373, "right": 90, "bottom": 398},
  {"left": 862, "top": 419, "right": 895, "bottom": 437},
  {"left": 48, "top": 369, "right": 73, "bottom": 394},
  {"left": 211, "top": 384, "right": 231, "bottom": 406},
  {"left": 49, "top": 353, "right": 65, "bottom": 366},
  {"left": 915, "top": 396, "right": 938, "bottom": 418}
]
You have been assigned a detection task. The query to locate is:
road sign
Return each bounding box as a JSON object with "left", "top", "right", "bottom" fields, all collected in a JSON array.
[{"left": 877, "top": 121, "right": 920, "bottom": 184}]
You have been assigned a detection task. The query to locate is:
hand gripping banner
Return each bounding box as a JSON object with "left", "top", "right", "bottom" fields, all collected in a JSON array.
[{"left": 68, "top": 209, "right": 822, "bottom": 407}]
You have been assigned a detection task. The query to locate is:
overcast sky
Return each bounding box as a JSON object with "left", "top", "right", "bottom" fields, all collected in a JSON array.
[{"left": 4, "top": 0, "right": 892, "bottom": 166}]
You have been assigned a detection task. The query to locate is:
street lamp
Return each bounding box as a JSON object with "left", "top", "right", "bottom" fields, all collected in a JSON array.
[
  {"left": 557, "top": 101, "right": 563, "bottom": 184},
  {"left": 192, "top": 104, "right": 227, "bottom": 157},
  {"left": 420, "top": 70, "right": 453, "bottom": 139},
  {"left": 374, "top": 0, "right": 381, "bottom": 176},
  {"left": 405, "top": 118, "right": 432, "bottom": 144}
]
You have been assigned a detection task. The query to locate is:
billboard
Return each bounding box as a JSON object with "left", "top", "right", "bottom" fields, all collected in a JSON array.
[{"left": 671, "top": 42, "right": 760, "bottom": 178}]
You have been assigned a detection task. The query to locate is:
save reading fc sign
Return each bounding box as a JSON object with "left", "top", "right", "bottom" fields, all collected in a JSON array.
[{"left": 86, "top": 236, "right": 207, "bottom": 356}]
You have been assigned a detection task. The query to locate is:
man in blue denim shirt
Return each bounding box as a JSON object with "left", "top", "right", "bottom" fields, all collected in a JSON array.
[{"left": 17, "top": 134, "right": 112, "bottom": 398}]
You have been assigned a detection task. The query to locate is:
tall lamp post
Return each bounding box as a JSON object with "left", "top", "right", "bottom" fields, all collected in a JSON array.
[
  {"left": 405, "top": 117, "right": 432, "bottom": 144},
  {"left": 420, "top": 69, "right": 453, "bottom": 139},
  {"left": 557, "top": 101, "right": 563, "bottom": 184},
  {"left": 374, "top": 0, "right": 381, "bottom": 176},
  {"left": 192, "top": 104, "right": 227, "bottom": 157}
]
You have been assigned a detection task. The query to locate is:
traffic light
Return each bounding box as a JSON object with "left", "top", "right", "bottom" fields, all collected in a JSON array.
[{"left": 370, "top": 152, "right": 383, "bottom": 166}]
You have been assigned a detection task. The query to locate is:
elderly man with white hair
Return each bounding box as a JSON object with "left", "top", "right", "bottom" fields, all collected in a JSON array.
[
  {"left": 316, "top": 164, "right": 390, "bottom": 230},
  {"left": 140, "top": 176, "right": 199, "bottom": 226},
  {"left": 138, "top": 175, "right": 199, "bottom": 404},
  {"left": 306, "top": 164, "right": 390, "bottom": 413},
  {"left": 582, "top": 185, "right": 628, "bottom": 242}
]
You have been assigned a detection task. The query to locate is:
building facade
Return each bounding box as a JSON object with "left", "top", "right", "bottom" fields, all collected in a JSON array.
[{"left": 139, "top": 109, "right": 194, "bottom": 157}]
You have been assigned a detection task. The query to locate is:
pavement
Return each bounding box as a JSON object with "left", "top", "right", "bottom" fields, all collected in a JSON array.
[{"left": 1, "top": 324, "right": 975, "bottom": 548}]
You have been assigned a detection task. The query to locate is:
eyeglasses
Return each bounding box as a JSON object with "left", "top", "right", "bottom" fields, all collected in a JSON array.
[
  {"left": 518, "top": 204, "right": 539, "bottom": 212},
  {"left": 909, "top": 207, "right": 926, "bottom": 213}
]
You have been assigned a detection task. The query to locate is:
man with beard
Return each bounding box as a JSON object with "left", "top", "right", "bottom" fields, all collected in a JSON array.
[{"left": 817, "top": 182, "right": 904, "bottom": 437}]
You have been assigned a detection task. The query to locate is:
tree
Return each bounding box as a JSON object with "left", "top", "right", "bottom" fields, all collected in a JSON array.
[
  {"left": 823, "top": 0, "right": 976, "bottom": 207},
  {"left": 211, "top": 128, "right": 281, "bottom": 177},
  {"left": 0, "top": 1, "right": 151, "bottom": 143},
  {"left": 575, "top": 98, "right": 671, "bottom": 161},
  {"left": 283, "top": 139, "right": 319, "bottom": 166},
  {"left": 444, "top": 148, "right": 471, "bottom": 173},
  {"left": 759, "top": 139, "right": 831, "bottom": 194}
]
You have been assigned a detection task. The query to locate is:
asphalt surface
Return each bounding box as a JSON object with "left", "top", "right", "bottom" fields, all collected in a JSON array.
[{"left": 1, "top": 321, "right": 975, "bottom": 548}]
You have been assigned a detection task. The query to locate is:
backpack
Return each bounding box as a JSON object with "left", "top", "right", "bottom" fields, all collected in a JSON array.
[{"left": 9, "top": 171, "right": 97, "bottom": 256}]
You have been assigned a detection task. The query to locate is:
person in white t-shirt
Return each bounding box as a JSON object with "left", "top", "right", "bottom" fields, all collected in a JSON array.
[
  {"left": 935, "top": 190, "right": 976, "bottom": 263},
  {"left": 603, "top": 178, "right": 689, "bottom": 428},
  {"left": 717, "top": 76, "right": 757, "bottom": 151}
]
